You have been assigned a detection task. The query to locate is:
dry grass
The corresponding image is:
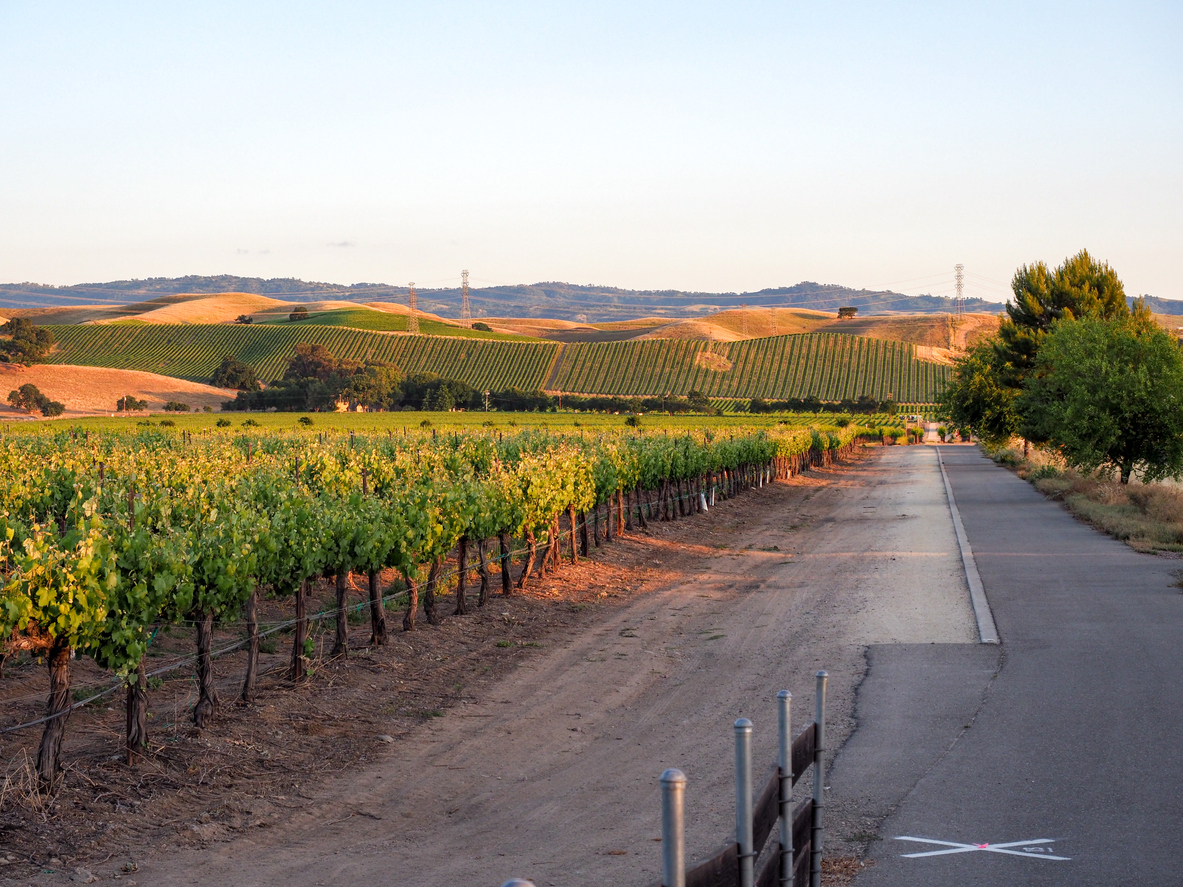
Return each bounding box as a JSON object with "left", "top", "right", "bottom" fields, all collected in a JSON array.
[
  {"left": 124, "top": 293, "right": 287, "bottom": 325},
  {"left": 0, "top": 364, "right": 236, "bottom": 418},
  {"left": 638, "top": 319, "right": 744, "bottom": 341},
  {"left": 994, "top": 444, "right": 1183, "bottom": 552}
]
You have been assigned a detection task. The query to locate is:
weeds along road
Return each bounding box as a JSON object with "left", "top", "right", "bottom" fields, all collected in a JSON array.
[
  {"left": 835, "top": 447, "right": 1183, "bottom": 886},
  {"left": 130, "top": 446, "right": 976, "bottom": 887}
]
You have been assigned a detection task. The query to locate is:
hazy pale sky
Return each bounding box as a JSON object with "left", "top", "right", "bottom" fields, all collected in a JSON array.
[{"left": 1, "top": 1, "right": 1179, "bottom": 304}]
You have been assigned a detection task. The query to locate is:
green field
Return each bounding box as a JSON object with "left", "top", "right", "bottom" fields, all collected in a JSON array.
[
  {"left": 258, "top": 307, "right": 527, "bottom": 340},
  {"left": 10, "top": 409, "right": 908, "bottom": 435},
  {"left": 45, "top": 325, "right": 949, "bottom": 402}
]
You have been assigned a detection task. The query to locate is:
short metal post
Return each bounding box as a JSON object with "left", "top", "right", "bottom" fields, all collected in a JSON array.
[
  {"left": 699, "top": 491, "right": 709, "bottom": 512},
  {"left": 777, "top": 690, "right": 793, "bottom": 887},
  {"left": 661, "top": 768, "right": 687, "bottom": 887},
  {"left": 810, "top": 671, "right": 828, "bottom": 887},
  {"left": 710, "top": 482, "right": 716, "bottom": 506},
  {"left": 501, "top": 881, "right": 536, "bottom": 887},
  {"left": 736, "top": 718, "right": 755, "bottom": 887}
]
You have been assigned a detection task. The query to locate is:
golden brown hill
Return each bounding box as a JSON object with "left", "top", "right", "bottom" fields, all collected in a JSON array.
[{"left": 0, "top": 364, "right": 236, "bottom": 418}]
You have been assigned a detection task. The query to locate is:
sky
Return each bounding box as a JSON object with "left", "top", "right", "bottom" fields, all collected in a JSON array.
[{"left": 1, "top": 1, "right": 1180, "bottom": 305}]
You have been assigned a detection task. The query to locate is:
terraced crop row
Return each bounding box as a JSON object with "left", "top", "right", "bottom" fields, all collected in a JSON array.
[{"left": 46, "top": 326, "right": 949, "bottom": 402}]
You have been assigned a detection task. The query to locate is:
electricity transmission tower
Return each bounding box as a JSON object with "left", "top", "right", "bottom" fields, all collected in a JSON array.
[
  {"left": 408, "top": 282, "right": 419, "bottom": 334},
  {"left": 460, "top": 270, "right": 471, "bottom": 328},
  {"left": 954, "top": 263, "right": 964, "bottom": 319},
  {"left": 950, "top": 263, "right": 965, "bottom": 350}
]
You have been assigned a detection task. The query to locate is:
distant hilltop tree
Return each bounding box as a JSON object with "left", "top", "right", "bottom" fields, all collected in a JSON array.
[
  {"left": 289, "top": 306, "right": 309, "bottom": 322},
  {"left": 837, "top": 306, "right": 858, "bottom": 319}
]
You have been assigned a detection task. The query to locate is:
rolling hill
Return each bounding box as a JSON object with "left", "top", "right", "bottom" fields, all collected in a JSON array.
[
  {"left": 43, "top": 323, "right": 950, "bottom": 403},
  {"left": 1, "top": 275, "right": 1003, "bottom": 321}
]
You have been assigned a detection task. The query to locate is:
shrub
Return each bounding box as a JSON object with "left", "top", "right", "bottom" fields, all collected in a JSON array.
[
  {"left": 162, "top": 401, "right": 190, "bottom": 412},
  {"left": 216, "top": 418, "right": 232, "bottom": 427},
  {"left": 624, "top": 415, "right": 641, "bottom": 427},
  {"left": 116, "top": 394, "right": 148, "bottom": 411},
  {"left": 471, "top": 322, "right": 493, "bottom": 332},
  {"left": 159, "top": 419, "right": 175, "bottom": 427},
  {"left": 242, "top": 418, "right": 260, "bottom": 428},
  {"left": 289, "top": 306, "right": 309, "bottom": 322},
  {"left": 41, "top": 401, "right": 65, "bottom": 417},
  {"left": 298, "top": 416, "right": 314, "bottom": 426}
]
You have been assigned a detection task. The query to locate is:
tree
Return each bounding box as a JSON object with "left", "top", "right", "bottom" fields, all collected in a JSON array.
[
  {"left": 116, "top": 395, "right": 148, "bottom": 411},
  {"left": 235, "top": 314, "right": 254, "bottom": 324},
  {"left": 0, "top": 318, "right": 55, "bottom": 365},
  {"left": 284, "top": 343, "right": 350, "bottom": 382},
  {"left": 289, "top": 306, "right": 308, "bottom": 322},
  {"left": 1017, "top": 315, "right": 1183, "bottom": 484},
  {"left": 995, "top": 249, "right": 1132, "bottom": 388},
  {"left": 937, "top": 338, "right": 1021, "bottom": 446},
  {"left": 8, "top": 383, "right": 48, "bottom": 413},
  {"left": 941, "top": 250, "right": 1139, "bottom": 445},
  {"left": 211, "top": 356, "right": 261, "bottom": 391},
  {"left": 41, "top": 401, "right": 64, "bottom": 417},
  {"left": 687, "top": 390, "right": 714, "bottom": 413}
]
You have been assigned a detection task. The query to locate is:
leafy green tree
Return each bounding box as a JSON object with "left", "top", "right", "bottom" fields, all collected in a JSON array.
[
  {"left": 289, "top": 306, "right": 308, "bottom": 322},
  {"left": 0, "top": 318, "right": 54, "bottom": 365},
  {"left": 211, "top": 356, "right": 261, "bottom": 391},
  {"left": 937, "top": 338, "right": 1021, "bottom": 446},
  {"left": 8, "top": 382, "right": 46, "bottom": 412},
  {"left": 116, "top": 395, "right": 148, "bottom": 411},
  {"left": 1018, "top": 315, "right": 1183, "bottom": 483},
  {"left": 41, "top": 401, "right": 64, "bottom": 417},
  {"left": 996, "top": 249, "right": 1132, "bottom": 388}
]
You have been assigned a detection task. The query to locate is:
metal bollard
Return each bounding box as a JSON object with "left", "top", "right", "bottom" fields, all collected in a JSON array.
[
  {"left": 777, "top": 690, "right": 793, "bottom": 887},
  {"left": 700, "top": 491, "right": 709, "bottom": 512},
  {"left": 735, "top": 718, "right": 755, "bottom": 887},
  {"left": 810, "top": 671, "right": 828, "bottom": 887},
  {"left": 661, "top": 768, "right": 687, "bottom": 887},
  {"left": 710, "top": 483, "right": 716, "bottom": 507},
  {"left": 501, "top": 881, "right": 537, "bottom": 887}
]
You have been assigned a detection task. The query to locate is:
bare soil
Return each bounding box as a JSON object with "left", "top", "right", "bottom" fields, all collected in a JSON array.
[{"left": 3, "top": 446, "right": 974, "bottom": 887}]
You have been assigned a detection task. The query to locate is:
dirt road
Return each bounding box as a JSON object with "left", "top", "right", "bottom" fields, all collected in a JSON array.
[{"left": 125, "top": 446, "right": 973, "bottom": 887}]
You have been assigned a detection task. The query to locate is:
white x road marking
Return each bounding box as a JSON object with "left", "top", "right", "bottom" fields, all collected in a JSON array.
[{"left": 894, "top": 836, "right": 1071, "bottom": 861}]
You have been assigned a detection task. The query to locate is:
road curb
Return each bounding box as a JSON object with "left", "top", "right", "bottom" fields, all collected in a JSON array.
[{"left": 936, "top": 447, "right": 1000, "bottom": 645}]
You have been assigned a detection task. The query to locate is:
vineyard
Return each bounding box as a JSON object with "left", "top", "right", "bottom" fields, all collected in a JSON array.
[
  {"left": 45, "top": 325, "right": 950, "bottom": 403},
  {"left": 46, "top": 324, "right": 560, "bottom": 393},
  {"left": 0, "top": 422, "right": 869, "bottom": 794},
  {"left": 550, "top": 332, "right": 948, "bottom": 402}
]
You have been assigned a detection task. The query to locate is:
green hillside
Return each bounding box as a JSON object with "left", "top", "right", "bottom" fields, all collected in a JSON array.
[
  {"left": 259, "top": 307, "right": 527, "bottom": 339},
  {"left": 45, "top": 325, "right": 949, "bottom": 402}
]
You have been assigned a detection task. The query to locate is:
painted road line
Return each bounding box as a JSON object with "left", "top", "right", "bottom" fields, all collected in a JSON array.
[
  {"left": 936, "top": 447, "right": 1000, "bottom": 644},
  {"left": 895, "top": 836, "right": 1071, "bottom": 861}
]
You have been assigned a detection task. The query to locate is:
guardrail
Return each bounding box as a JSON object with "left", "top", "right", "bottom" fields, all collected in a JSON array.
[{"left": 500, "top": 671, "right": 828, "bottom": 887}]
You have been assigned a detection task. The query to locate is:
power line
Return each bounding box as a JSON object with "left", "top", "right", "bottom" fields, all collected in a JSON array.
[{"left": 407, "top": 282, "right": 419, "bottom": 334}]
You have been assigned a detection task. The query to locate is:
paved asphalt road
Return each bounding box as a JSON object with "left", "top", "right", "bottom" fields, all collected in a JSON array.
[{"left": 834, "top": 446, "right": 1183, "bottom": 886}]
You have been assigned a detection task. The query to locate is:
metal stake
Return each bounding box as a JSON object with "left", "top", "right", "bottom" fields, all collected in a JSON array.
[
  {"left": 736, "top": 718, "right": 755, "bottom": 887},
  {"left": 811, "top": 671, "right": 828, "bottom": 887},
  {"left": 661, "top": 768, "right": 687, "bottom": 887},
  {"left": 778, "top": 690, "right": 793, "bottom": 887},
  {"left": 501, "top": 881, "right": 537, "bottom": 887}
]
